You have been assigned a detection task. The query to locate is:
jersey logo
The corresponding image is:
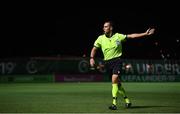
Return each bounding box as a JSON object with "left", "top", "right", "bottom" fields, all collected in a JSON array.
[{"left": 116, "top": 40, "right": 121, "bottom": 46}]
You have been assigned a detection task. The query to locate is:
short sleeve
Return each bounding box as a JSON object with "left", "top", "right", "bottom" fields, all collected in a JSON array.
[
  {"left": 94, "top": 36, "right": 102, "bottom": 48},
  {"left": 117, "top": 33, "right": 127, "bottom": 41}
]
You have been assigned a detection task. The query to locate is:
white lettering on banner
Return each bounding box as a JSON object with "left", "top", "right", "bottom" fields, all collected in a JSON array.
[
  {"left": 154, "top": 63, "right": 180, "bottom": 75},
  {"left": 26, "top": 61, "right": 38, "bottom": 74},
  {"left": 136, "top": 63, "right": 146, "bottom": 74},
  {"left": 164, "top": 64, "right": 172, "bottom": 74},
  {"left": 121, "top": 75, "right": 176, "bottom": 82},
  {"left": 146, "top": 64, "right": 155, "bottom": 74},
  {"left": 154, "top": 64, "right": 164, "bottom": 74},
  {"left": 172, "top": 64, "right": 180, "bottom": 74},
  {"left": 0, "top": 62, "right": 16, "bottom": 74},
  {"left": 123, "top": 62, "right": 180, "bottom": 75}
]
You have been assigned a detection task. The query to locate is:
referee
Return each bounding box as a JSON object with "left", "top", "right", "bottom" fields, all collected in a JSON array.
[{"left": 90, "top": 20, "right": 155, "bottom": 110}]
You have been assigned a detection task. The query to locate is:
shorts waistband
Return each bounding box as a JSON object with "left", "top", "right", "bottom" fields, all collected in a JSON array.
[{"left": 105, "top": 57, "right": 121, "bottom": 63}]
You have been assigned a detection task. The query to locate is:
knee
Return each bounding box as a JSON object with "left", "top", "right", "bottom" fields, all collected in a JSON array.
[{"left": 112, "top": 74, "right": 118, "bottom": 83}]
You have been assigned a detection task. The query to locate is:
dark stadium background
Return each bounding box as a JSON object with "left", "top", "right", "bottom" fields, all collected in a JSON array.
[
  {"left": 0, "top": 3, "right": 180, "bottom": 113},
  {"left": 1, "top": 4, "right": 180, "bottom": 60}
]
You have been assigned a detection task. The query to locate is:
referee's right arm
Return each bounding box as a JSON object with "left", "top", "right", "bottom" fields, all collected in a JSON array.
[{"left": 90, "top": 47, "right": 98, "bottom": 67}]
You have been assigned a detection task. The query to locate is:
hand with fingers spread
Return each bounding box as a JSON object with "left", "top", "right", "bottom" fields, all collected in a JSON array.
[{"left": 146, "top": 28, "right": 155, "bottom": 35}]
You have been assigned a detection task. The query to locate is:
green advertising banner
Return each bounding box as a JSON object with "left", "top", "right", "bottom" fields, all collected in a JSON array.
[
  {"left": 0, "top": 74, "right": 54, "bottom": 83},
  {"left": 121, "top": 59, "right": 180, "bottom": 75},
  {"left": 0, "top": 57, "right": 179, "bottom": 82},
  {"left": 120, "top": 75, "right": 180, "bottom": 82}
]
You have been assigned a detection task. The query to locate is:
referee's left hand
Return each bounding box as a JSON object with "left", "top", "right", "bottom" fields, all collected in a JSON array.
[{"left": 146, "top": 28, "right": 155, "bottom": 35}]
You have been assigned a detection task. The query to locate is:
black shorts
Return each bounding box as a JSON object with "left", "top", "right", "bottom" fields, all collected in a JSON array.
[{"left": 104, "top": 57, "right": 122, "bottom": 76}]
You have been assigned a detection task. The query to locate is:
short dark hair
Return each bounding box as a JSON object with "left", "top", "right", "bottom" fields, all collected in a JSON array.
[{"left": 104, "top": 20, "right": 114, "bottom": 27}]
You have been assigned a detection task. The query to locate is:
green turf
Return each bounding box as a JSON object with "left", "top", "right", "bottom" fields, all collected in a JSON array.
[{"left": 0, "top": 82, "right": 180, "bottom": 113}]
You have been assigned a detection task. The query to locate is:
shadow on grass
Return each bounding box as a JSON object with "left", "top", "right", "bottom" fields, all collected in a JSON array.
[{"left": 129, "top": 105, "right": 169, "bottom": 109}]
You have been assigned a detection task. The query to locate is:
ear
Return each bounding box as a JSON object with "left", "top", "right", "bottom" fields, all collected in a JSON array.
[{"left": 110, "top": 26, "right": 113, "bottom": 31}]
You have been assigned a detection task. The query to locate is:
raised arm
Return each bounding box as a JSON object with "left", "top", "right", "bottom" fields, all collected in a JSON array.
[{"left": 127, "top": 28, "right": 155, "bottom": 39}]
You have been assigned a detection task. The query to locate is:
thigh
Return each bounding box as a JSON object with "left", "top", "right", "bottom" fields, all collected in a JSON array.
[
  {"left": 104, "top": 61, "right": 113, "bottom": 79},
  {"left": 112, "top": 59, "right": 122, "bottom": 75}
]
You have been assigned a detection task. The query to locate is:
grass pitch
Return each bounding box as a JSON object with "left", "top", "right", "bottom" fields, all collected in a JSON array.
[{"left": 0, "top": 82, "right": 180, "bottom": 113}]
